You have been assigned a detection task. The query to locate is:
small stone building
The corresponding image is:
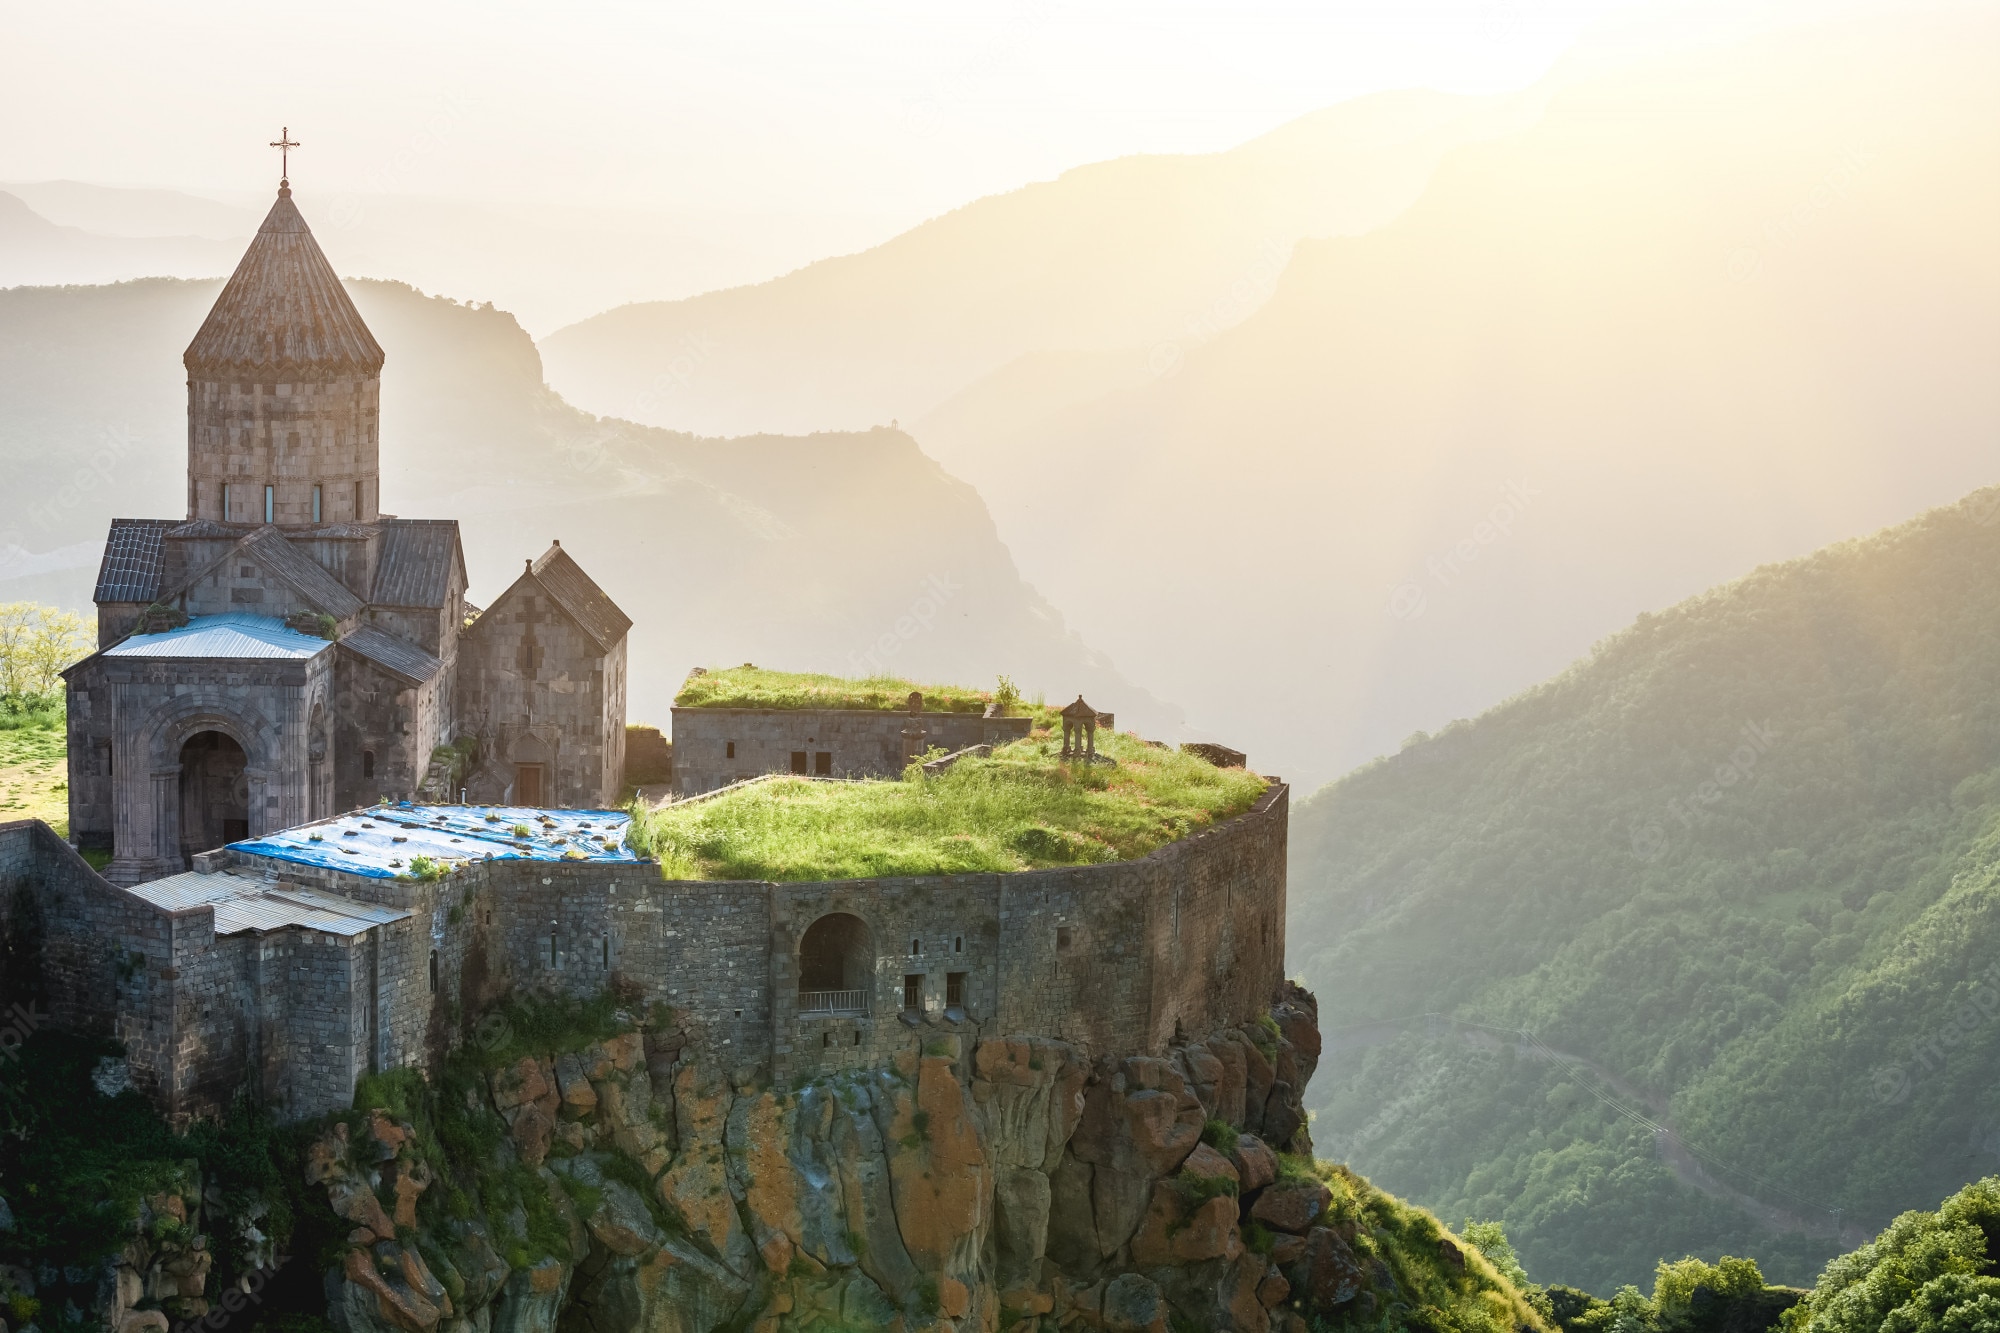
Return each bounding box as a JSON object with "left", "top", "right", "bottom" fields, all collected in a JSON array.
[
  {"left": 62, "top": 183, "right": 630, "bottom": 884},
  {"left": 671, "top": 693, "right": 1032, "bottom": 796}
]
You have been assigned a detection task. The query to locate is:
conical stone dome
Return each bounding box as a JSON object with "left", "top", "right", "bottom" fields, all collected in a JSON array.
[{"left": 183, "top": 186, "right": 383, "bottom": 376}]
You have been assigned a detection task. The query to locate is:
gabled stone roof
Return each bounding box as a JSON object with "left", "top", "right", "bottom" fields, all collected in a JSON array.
[
  {"left": 92, "top": 518, "right": 175, "bottom": 604},
  {"left": 183, "top": 187, "right": 384, "bottom": 378},
  {"left": 340, "top": 624, "right": 445, "bottom": 686},
  {"left": 371, "top": 519, "right": 462, "bottom": 609},
  {"left": 234, "top": 527, "right": 364, "bottom": 619},
  {"left": 529, "top": 543, "right": 632, "bottom": 652}
]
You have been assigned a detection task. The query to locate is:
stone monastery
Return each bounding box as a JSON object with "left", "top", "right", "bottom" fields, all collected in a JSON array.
[
  {"left": 0, "top": 182, "right": 1290, "bottom": 1134},
  {"left": 61, "top": 181, "right": 632, "bottom": 887}
]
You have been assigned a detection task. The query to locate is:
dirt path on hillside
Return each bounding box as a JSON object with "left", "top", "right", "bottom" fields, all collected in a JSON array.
[{"left": 1322, "top": 1016, "right": 1873, "bottom": 1248}]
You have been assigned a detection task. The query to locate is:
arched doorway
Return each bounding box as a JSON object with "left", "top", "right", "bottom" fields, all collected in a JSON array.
[
  {"left": 179, "top": 730, "right": 248, "bottom": 862},
  {"left": 798, "top": 913, "right": 872, "bottom": 1015}
]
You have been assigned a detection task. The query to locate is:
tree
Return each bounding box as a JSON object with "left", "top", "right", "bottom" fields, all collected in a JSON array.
[{"left": 0, "top": 604, "right": 88, "bottom": 699}]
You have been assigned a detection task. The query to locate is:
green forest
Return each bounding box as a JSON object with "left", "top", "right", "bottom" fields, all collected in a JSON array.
[{"left": 1289, "top": 485, "right": 2000, "bottom": 1293}]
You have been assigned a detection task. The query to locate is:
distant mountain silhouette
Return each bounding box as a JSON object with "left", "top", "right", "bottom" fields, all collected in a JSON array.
[
  {"left": 913, "top": 8, "right": 2000, "bottom": 786},
  {"left": 537, "top": 89, "right": 1543, "bottom": 436},
  {"left": 0, "top": 277, "right": 1174, "bottom": 735},
  {"left": 0, "top": 190, "right": 239, "bottom": 287}
]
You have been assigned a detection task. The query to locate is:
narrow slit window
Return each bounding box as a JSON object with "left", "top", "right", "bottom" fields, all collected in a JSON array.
[
  {"left": 263, "top": 485, "right": 274, "bottom": 524},
  {"left": 362, "top": 749, "right": 375, "bottom": 778},
  {"left": 428, "top": 949, "right": 438, "bottom": 993},
  {"left": 312, "top": 484, "right": 323, "bottom": 523},
  {"left": 910, "top": 937, "right": 921, "bottom": 956},
  {"left": 954, "top": 935, "right": 962, "bottom": 953},
  {"left": 352, "top": 479, "right": 363, "bottom": 518},
  {"left": 601, "top": 935, "right": 610, "bottom": 968},
  {"left": 549, "top": 933, "right": 558, "bottom": 967}
]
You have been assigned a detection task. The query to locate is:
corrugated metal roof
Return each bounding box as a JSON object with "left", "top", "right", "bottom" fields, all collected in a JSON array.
[
  {"left": 238, "top": 527, "right": 364, "bottom": 618},
  {"left": 529, "top": 544, "right": 632, "bottom": 652},
  {"left": 105, "top": 613, "right": 333, "bottom": 661},
  {"left": 93, "top": 518, "right": 174, "bottom": 604},
  {"left": 341, "top": 624, "right": 444, "bottom": 685},
  {"left": 183, "top": 188, "right": 384, "bottom": 376},
  {"left": 235, "top": 803, "right": 637, "bottom": 879},
  {"left": 372, "top": 520, "right": 461, "bottom": 609},
  {"left": 128, "top": 870, "right": 409, "bottom": 937}
]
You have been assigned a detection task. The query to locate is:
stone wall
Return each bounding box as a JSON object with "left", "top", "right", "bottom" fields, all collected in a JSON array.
[
  {"left": 671, "top": 706, "right": 1034, "bottom": 796},
  {"left": 225, "top": 779, "right": 1288, "bottom": 1100},
  {"left": 333, "top": 652, "right": 448, "bottom": 809}
]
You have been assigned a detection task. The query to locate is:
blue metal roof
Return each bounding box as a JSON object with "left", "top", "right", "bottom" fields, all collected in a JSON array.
[
  {"left": 105, "top": 613, "right": 334, "bottom": 660},
  {"left": 233, "top": 803, "right": 639, "bottom": 879}
]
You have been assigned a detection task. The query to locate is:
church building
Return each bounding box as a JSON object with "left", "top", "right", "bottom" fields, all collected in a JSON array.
[{"left": 61, "top": 181, "right": 631, "bottom": 886}]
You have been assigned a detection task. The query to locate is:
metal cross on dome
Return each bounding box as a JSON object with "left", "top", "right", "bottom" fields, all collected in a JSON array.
[{"left": 269, "top": 127, "right": 299, "bottom": 184}]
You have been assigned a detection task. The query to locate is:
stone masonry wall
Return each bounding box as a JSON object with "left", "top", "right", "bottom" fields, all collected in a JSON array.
[
  {"left": 671, "top": 706, "right": 1033, "bottom": 796},
  {"left": 226, "top": 779, "right": 1288, "bottom": 1105}
]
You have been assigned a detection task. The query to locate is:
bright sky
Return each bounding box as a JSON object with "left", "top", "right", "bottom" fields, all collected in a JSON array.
[{"left": 3, "top": 0, "right": 1629, "bottom": 231}]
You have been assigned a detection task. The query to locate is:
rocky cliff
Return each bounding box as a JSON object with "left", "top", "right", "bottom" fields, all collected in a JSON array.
[{"left": 1, "top": 984, "right": 1543, "bottom": 1333}]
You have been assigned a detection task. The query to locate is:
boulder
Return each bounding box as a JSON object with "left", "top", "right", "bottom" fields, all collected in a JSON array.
[
  {"left": 1130, "top": 1179, "right": 1242, "bottom": 1266},
  {"left": 1231, "top": 1134, "right": 1277, "bottom": 1192},
  {"left": 588, "top": 1180, "right": 664, "bottom": 1257},
  {"left": 491, "top": 1056, "right": 556, "bottom": 1117},
  {"left": 1249, "top": 1180, "right": 1330, "bottom": 1234},
  {"left": 488, "top": 1257, "right": 568, "bottom": 1333},
  {"left": 509, "top": 1102, "right": 555, "bottom": 1168},
  {"left": 1260, "top": 1086, "right": 1303, "bottom": 1154},
  {"left": 995, "top": 1166, "right": 1052, "bottom": 1284},
  {"left": 1182, "top": 1142, "right": 1239, "bottom": 1187},
  {"left": 1183, "top": 1046, "right": 1225, "bottom": 1116},
  {"left": 1103, "top": 1273, "right": 1170, "bottom": 1333},
  {"left": 1290, "top": 1227, "right": 1365, "bottom": 1310},
  {"left": 553, "top": 1052, "right": 597, "bottom": 1115},
  {"left": 1204, "top": 1037, "right": 1248, "bottom": 1126}
]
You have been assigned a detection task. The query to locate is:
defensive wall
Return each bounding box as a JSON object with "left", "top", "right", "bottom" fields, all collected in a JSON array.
[{"left": 0, "top": 778, "right": 1287, "bottom": 1122}]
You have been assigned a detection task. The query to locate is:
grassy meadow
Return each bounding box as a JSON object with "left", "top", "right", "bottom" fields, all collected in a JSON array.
[
  {"left": 0, "top": 697, "right": 67, "bottom": 837},
  {"left": 628, "top": 725, "right": 1266, "bottom": 881}
]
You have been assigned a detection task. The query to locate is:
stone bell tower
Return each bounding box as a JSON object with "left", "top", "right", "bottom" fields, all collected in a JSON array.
[{"left": 182, "top": 182, "right": 385, "bottom": 528}]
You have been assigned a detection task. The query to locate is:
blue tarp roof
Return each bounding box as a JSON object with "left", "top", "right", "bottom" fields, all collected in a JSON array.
[
  {"left": 105, "top": 613, "right": 332, "bottom": 660},
  {"left": 232, "top": 803, "right": 639, "bottom": 879}
]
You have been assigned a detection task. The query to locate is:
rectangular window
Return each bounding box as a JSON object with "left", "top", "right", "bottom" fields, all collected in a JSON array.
[
  {"left": 946, "top": 972, "right": 966, "bottom": 1009},
  {"left": 263, "top": 485, "right": 274, "bottom": 524},
  {"left": 725, "top": 741, "right": 735, "bottom": 759},
  {"left": 353, "top": 479, "right": 363, "bottom": 519},
  {"left": 903, "top": 974, "right": 923, "bottom": 1012},
  {"left": 814, "top": 751, "right": 832, "bottom": 776},
  {"left": 790, "top": 751, "right": 808, "bottom": 774},
  {"left": 312, "top": 484, "right": 322, "bottom": 523},
  {"left": 220, "top": 483, "right": 231, "bottom": 521}
]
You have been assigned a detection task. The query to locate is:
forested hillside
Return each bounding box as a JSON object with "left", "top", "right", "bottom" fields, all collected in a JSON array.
[{"left": 1291, "top": 486, "right": 2000, "bottom": 1293}]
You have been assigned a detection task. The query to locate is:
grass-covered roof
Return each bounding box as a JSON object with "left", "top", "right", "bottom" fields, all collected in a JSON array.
[
  {"left": 628, "top": 726, "right": 1266, "bottom": 882},
  {"left": 673, "top": 665, "right": 1001, "bottom": 714}
]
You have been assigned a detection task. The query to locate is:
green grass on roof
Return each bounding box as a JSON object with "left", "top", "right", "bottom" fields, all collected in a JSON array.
[
  {"left": 628, "top": 728, "right": 1266, "bottom": 882},
  {"left": 673, "top": 666, "right": 1003, "bottom": 713}
]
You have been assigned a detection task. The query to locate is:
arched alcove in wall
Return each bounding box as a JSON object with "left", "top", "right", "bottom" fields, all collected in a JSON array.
[{"left": 798, "top": 913, "right": 872, "bottom": 1014}]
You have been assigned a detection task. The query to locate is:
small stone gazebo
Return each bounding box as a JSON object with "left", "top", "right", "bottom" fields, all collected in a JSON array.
[{"left": 1060, "top": 695, "right": 1100, "bottom": 761}]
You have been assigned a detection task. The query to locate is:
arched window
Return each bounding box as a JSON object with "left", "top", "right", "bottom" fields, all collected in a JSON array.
[{"left": 798, "top": 913, "right": 872, "bottom": 1016}]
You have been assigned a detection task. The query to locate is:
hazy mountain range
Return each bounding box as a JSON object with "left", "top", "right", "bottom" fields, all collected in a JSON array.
[
  {"left": 530, "top": 8, "right": 2000, "bottom": 788},
  {"left": 0, "top": 276, "right": 1170, "bottom": 735}
]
